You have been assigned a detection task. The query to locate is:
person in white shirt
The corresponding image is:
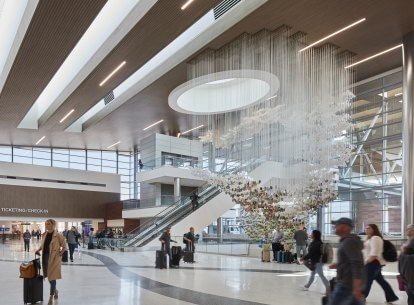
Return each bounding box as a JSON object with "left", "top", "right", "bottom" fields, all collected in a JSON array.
[
  {"left": 363, "top": 224, "right": 398, "bottom": 304},
  {"left": 271, "top": 228, "right": 284, "bottom": 261}
]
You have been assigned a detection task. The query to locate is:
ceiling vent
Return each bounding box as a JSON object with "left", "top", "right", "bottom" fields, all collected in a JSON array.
[
  {"left": 213, "top": 0, "right": 241, "bottom": 20},
  {"left": 104, "top": 90, "right": 115, "bottom": 105}
]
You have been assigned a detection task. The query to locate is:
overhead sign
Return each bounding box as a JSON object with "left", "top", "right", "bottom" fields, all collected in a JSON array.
[{"left": 1, "top": 208, "right": 49, "bottom": 214}]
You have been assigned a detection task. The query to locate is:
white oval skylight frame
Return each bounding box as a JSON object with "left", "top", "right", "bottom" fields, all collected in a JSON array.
[{"left": 168, "top": 69, "right": 279, "bottom": 114}]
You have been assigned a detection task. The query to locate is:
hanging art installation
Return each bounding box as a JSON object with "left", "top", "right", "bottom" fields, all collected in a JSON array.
[{"left": 169, "top": 26, "right": 354, "bottom": 239}]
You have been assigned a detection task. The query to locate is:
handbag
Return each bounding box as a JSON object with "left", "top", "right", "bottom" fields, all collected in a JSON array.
[
  {"left": 304, "top": 259, "right": 316, "bottom": 271},
  {"left": 396, "top": 274, "right": 406, "bottom": 291},
  {"left": 20, "top": 254, "right": 41, "bottom": 279}
]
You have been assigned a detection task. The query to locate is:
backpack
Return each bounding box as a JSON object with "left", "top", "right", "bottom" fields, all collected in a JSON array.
[
  {"left": 383, "top": 239, "right": 397, "bottom": 262},
  {"left": 320, "top": 242, "right": 333, "bottom": 264}
]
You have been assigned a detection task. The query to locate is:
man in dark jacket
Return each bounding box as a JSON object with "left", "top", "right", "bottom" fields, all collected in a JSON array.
[
  {"left": 328, "top": 218, "right": 364, "bottom": 305},
  {"left": 183, "top": 227, "right": 195, "bottom": 252},
  {"left": 23, "top": 230, "right": 31, "bottom": 252},
  {"left": 159, "top": 228, "right": 177, "bottom": 268}
]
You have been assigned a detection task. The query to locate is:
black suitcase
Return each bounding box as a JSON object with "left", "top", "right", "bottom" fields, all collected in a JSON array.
[
  {"left": 171, "top": 246, "right": 181, "bottom": 266},
  {"left": 88, "top": 242, "right": 94, "bottom": 250},
  {"left": 62, "top": 250, "right": 68, "bottom": 262},
  {"left": 183, "top": 243, "right": 194, "bottom": 263},
  {"left": 155, "top": 250, "right": 167, "bottom": 269},
  {"left": 24, "top": 276, "right": 43, "bottom": 304}
]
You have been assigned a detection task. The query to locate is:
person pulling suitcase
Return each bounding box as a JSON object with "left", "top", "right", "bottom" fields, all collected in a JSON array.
[{"left": 159, "top": 227, "right": 178, "bottom": 268}]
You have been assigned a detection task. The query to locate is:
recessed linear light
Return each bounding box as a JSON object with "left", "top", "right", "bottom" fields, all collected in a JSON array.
[
  {"left": 181, "top": 0, "right": 194, "bottom": 10},
  {"left": 59, "top": 109, "right": 75, "bottom": 123},
  {"left": 35, "top": 136, "right": 46, "bottom": 145},
  {"left": 265, "top": 94, "right": 277, "bottom": 101},
  {"left": 345, "top": 44, "right": 403, "bottom": 69},
  {"left": 181, "top": 125, "right": 204, "bottom": 135},
  {"left": 395, "top": 93, "right": 402, "bottom": 97},
  {"left": 107, "top": 141, "right": 120, "bottom": 149},
  {"left": 299, "top": 18, "right": 366, "bottom": 52},
  {"left": 99, "top": 61, "right": 126, "bottom": 86},
  {"left": 143, "top": 119, "right": 164, "bottom": 131}
]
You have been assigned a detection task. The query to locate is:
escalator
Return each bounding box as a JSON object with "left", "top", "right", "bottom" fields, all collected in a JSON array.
[{"left": 122, "top": 183, "right": 221, "bottom": 247}]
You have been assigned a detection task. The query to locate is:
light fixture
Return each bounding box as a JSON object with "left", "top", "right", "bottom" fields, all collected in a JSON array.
[
  {"left": 181, "top": 125, "right": 204, "bottom": 135},
  {"left": 299, "top": 18, "right": 366, "bottom": 52},
  {"left": 99, "top": 61, "right": 126, "bottom": 86},
  {"left": 395, "top": 93, "right": 402, "bottom": 97},
  {"left": 265, "top": 94, "right": 277, "bottom": 101},
  {"left": 345, "top": 44, "right": 403, "bottom": 69},
  {"left": 35, "top": 136, "right": 46, "bottom": 145},
  {"left": 181, "top": 0, "right": 194, "bottom": 10},
  {"left": 143, "top": 119, "right": 164, "bottom": 131},
  {"left": 107, "top": 141, "right": 121, "bottom": 149},
  {"left": 399, "top": 100, "right": 403, "bottom": 103},
  {"left": 59, "top": 109, "right": 75, "bottom": 123}
]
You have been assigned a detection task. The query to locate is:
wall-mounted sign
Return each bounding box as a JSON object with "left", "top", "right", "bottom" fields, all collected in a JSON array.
[{"left": 1, "top": 208, "right": 49, "bottom": 214}]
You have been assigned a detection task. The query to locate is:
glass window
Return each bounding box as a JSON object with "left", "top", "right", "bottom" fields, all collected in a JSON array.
[
  {"left": 52, "top": 149, "right": 69, "bottom": 168},
  {"left": 70, "top": 149, "right": 86, "bottom": 170},
  {"left": 33, "top": 148, "right": 51, "bottom": 166},
  {"left": 0, "top": 146, "right": 12, "bottom": 162},
  {"left": 13, "top": 147, "right": 32, "bottom": 164},
  {"left": 87, "top": 150, "right": 101, "bottom": 171}
]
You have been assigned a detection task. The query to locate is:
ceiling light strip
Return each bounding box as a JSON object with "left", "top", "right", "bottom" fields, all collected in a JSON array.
[
  {"left": 181, "top": 124, "right": 204, "bottom": 135},
  {"left": 143, "top": 119, "right": 164, "bottom": 131},
  {"left": 99, "top": 61, "right": 126, "bottom": 86},
  {"left": 345, "top": 44, "right": 403, "bottom": 69},
  {"left": 59, "top": 109, "right": 75, "bottom": 123},
  {"left": 107, "top": 141, "right": 121, "bottom": 149},
  {"left": 35, "top": 136, "right": 46, "bottom": 145},
  {"left": 65, "top": 0, "right": 267, "bottom": 132},
  {"left": 181, "top": 0, "right": 194, "bottom": 10},
  {"left": 299, "top": 18, "right": 366, "bottom": 52},
  {"left": 18, "top": 0, "right": 157, "bottom": 129}
]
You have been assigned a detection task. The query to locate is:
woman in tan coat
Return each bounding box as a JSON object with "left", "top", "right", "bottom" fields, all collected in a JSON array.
[{"left": 36, "top": 219, "right": 66, "bottom": 305}]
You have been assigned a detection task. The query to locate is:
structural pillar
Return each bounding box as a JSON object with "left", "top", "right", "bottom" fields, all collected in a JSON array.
[
  {"left": 402, "top": 32, "right": 414, "bottom": 237},
  {"left": 217, "top": 217, "right": 222, "bottom": 243},
  {"left": 174, "top": 177, "right": 181, "bottom": 202}
]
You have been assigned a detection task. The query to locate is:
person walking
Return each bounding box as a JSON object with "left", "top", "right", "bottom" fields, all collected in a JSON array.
[
  {"left": 362, "top": 224, "right": 398, "bottom": 304},
  {"left": 36, "top": 219, "right": 67, "bottom": 305},
  {"left": 328, "top": 218, "right": 364, "bottom": 305},
  {"left": 399, "top": 224, "right": 414, "bottom": 305},
  {"left": 190, "top": 192, "right": 200, "bottom": 211},
  {"left": 66, "top": 226, "right": 80, "bottom": 262},
  {"left": 23, "top": 229, "right": 31, "bottom": 252},
  {"left": 294, "top": 226, "right": 308, "bottom": 259},
  {"left": 302, "top": 230, "right": 329, "bottom": 293},
  {"left": 159, "top": 227, "right": 178, "bottom": 268},
  {"left": 271, "top": 228, "right": 284, "bottom": 261}
]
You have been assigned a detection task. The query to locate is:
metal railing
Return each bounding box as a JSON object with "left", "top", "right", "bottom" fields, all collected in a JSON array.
[{"left": 139, "top": 155, "right": 202, "bottom": 172}]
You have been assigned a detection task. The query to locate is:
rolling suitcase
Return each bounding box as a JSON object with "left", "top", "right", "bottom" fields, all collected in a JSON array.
[
  {"left": 62, "top": 250, "right": 68, "bottom": 262},
  {"left": 285, "top": 251, "right": 294, "bottom": 263},
  {"left": 261, "top": 250, "right": 271, "bottom": 262},
  {"left": 155, "top": 250, "right": 167, "bottom": 269},
  {"left": 183, "top": 244, "right": 194, "bottom": 263},
  {"left": 24, "top": 276, "right": 43, "bottom": 304},
  {"left": 171, "top": 246, "right": 181, "bottom": 267}
]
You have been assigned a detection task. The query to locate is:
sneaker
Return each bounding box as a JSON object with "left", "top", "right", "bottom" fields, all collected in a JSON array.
[
  {"left": 385, "top": 299, "right": 398, "bottom": 305},
  {"left": 302, "top": 286, "right": 309, "bottom": 291},
  {"left": 54, "top": 289, "right": 58, "bottom": 299}
]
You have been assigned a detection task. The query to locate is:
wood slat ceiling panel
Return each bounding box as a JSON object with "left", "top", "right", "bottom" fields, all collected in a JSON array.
[
  {"left": 45, "top": 0, "right": 220, "bottom": 131},
  {"left": 0, "top": 0, "right": 106, "bottom": 125}
]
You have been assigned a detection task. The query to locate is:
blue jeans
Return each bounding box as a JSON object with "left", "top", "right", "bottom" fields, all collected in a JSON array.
[
  {"left": 328, "top": 284, "right": 363, "bottom": 305},
  {"left": 68, "top": 243, "right": 76, "bottom": 260},
  {"left": 305, "top": 263, "right": 329, "bottom": 290},
  {"left": 296, "top": 245, "right": 307, "bottom": 258},
  {"left": 363, "top": 261, "right": 398, "bottom": 302},
  {"left": 50, "top": 280, "right": 56, "bottom": 296}
]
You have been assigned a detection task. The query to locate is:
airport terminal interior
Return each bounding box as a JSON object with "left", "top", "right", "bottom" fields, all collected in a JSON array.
[{"left": 1, "top": 0, "right": 414, "bottom": 304}]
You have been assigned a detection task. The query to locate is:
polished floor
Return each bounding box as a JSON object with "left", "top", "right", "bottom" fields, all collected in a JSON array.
[{"left": 0, "top": 239, "right": 407, "bottom": 305}]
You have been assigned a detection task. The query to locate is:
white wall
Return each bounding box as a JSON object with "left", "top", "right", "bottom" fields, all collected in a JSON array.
[
  {"left": 0, "top": 162, "right": 120, "bottom": 193},
  {"left": 146, "top": 161, "right": 284, "bottom": 247}
]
